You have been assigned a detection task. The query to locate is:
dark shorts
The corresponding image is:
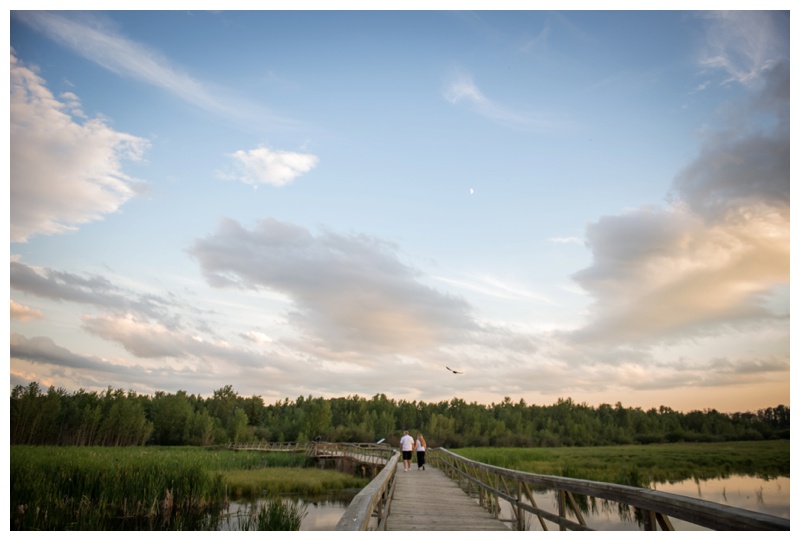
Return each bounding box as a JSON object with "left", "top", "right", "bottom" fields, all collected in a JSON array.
[{"left": 402, "top": 451, "right": 412, "bottom": 460}]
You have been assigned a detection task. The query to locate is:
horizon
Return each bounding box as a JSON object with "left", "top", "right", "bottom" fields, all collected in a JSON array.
[{"left": 7, "top": 7, "right": 791, "bottom": 416}]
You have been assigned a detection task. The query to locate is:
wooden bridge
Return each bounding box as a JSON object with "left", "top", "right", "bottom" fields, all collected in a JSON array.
[{"left": 230, "top": 442, "right": 790, "bottom": 531}]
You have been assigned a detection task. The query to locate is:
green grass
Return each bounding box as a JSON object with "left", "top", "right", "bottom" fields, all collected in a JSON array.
[{"left": 453, "top": 440, "right": 789, "bottom": 486}]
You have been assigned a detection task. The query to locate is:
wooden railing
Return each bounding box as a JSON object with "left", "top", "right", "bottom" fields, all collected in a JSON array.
[
  {"left": 335, "top": 450, "right": 400, "bottom": 531},
  {"left": 311, "top": 442, "right": 395, "bottom": 465},
  {"left": 228, "top": 441, "right": 307, "bottom": 452},
  {"left": 429, "top": 448, "right": 789, "bottom": 531}
]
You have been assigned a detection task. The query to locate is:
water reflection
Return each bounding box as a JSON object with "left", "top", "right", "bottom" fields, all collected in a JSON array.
[
  {"left": 495, "top": 475, "right": 789, "bottom": 531},
  {"left": 224, "top": 489, "right": 358, "bottom": 531},
  {"left": 652, "top": 475, "right": 790, "bottom": 523}
]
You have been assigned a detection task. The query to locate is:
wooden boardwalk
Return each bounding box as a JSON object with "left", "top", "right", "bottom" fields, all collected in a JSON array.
[{"left": 385, "top": 463, "right": 509, "bottom": 531}]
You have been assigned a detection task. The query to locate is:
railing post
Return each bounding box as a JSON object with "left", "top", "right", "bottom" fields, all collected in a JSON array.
[
  {"left": 642, "top": 508, "right": 657, "bottom": 531},
  {"left": 517, "top": 480, "right": 524, "bottom": 531},
  {"left": 558, "top": 489, "right": 567, "bottom": 531}
]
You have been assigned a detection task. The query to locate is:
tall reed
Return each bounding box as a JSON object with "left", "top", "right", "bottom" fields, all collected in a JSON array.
[{"left": 11, "top": 446, "right": 312, "bottom": 530}]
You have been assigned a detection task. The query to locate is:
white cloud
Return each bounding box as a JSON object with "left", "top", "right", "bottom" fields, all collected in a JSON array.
[
  {"left": 226, "top": 146, "right": 319, "bottom": 187},
  {"left": 10, "top": 51, "right": 148, "bottom": 243}
]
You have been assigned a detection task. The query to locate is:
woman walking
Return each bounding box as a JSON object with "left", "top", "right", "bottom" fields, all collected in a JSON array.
[{"left": 415, "top": 434, "right": 427, "bottom": 470}]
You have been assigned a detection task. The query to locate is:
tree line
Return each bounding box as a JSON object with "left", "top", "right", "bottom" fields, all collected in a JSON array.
[{"left": 10, "top": 381, "right": 789, "bottom": 448}]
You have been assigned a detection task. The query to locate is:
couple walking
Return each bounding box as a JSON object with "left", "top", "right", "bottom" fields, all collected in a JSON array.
[{"left": 400, "top": 430, "right": 427, "bottom": 472}]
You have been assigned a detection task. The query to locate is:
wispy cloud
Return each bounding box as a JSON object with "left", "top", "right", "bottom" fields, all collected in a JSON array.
[
  {"left": 10, "top": 51, "right": 148, "bottom": 243},
  {"left": 434, "top": 273, "right": 555, "bottom": 306},
  {"left": 12, "top": 11, "right": 301, "bottom": 130},
  {"left": 699, "top": 11, "right": 789, "bottom": 86},
  {"left": 443, "top": 70, "right": 573, "bottom": 132}
]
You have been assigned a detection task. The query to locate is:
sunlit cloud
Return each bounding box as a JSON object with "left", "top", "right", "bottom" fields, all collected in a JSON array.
[
  {"left": 572, "top": 205, "right": 788, "bottom": 344},
  {"left": 10, "top": 300, "right": 43, "bottom": 322},
  {"left": 569, "top": 20, "right": 789, "bottom": 348},
  {"left": 10, "top": 51, "right": 148, "bottom": 243}
]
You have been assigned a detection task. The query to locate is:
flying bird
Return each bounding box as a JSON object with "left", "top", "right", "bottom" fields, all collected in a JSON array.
[{"left": 446, "top": 366, "right": 463, "bottom": 374}]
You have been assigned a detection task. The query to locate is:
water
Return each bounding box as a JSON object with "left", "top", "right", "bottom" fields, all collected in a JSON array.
[
  {"left": 494, "top": 474, "right": 789, "bottom": 531},
  {"left": 222, "top": 490, "right": 358, "bottom": 531},
  {"left": 652, "top": 475, "right": 790, "bottom": 529}
]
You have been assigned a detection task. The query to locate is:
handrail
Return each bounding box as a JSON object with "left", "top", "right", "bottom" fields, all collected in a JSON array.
[
  {"left": 228, "top": 441, "right": 307, "bottom": 452},
  {"left": 430, "top": 448, "right": 789, "bottom": 531},
  {"left": 311, "top": 442, "right": 395, "bottom": 464},
  {"left": 335, "top": 450, "right": 400, "bottom": 530}
]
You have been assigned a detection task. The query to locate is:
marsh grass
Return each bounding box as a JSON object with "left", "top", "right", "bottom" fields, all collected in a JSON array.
[
  {"left": 454, "top": 440, "right": 789, "bottom": 487},
  {"left": 222, "top": 467, "right": 369, "bottom": 499},
  {"left": 10, "top": 446, "right": 360, "bottom": 530},
  {"left": 229, "top": 499, "right": 308, "bottom": 530}
]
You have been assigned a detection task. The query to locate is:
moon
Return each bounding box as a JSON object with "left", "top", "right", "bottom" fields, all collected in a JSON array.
[{"left": 469, "top": 188, "right": 474, "bottom": 195}]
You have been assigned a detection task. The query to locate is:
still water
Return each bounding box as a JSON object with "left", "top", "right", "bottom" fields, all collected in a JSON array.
[
  {"left": 223, "top": 490, "right": 357, "bottom": 531},
  {"left": 496, "top": 474, "right": 789, "bottom": 531}
]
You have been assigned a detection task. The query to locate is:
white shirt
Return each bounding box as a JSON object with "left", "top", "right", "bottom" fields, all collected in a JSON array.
[
  {"left": 400, "top": 434, "right": 414, "bottom": 451},
  {"left": 415, "top": 439, "right": 426, "bottom": 451}
]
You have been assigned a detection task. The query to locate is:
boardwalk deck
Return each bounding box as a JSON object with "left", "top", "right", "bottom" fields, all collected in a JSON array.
[{"left": 385, "top": 463, "right": 509, "bottom": 531}]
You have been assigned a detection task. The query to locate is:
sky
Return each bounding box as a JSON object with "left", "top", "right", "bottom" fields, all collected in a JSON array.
[{"left": 6, "top": 5, "right": 792, "bottom": 414}]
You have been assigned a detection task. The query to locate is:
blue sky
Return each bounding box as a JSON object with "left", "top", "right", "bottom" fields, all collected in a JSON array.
[{"left": 7, "top": 6, "right": 791, "bottom": 413}]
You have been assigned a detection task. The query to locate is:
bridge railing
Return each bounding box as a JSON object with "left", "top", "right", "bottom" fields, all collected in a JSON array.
[
  {"left": 429, "top": 448, "right": 789, "bottom": 531},
  {"left": 335, "top": 449, "right": 400, "bottom": 531},
  {"left": 228, "top": 441, "right": 307, "bottom": 452},
  {"left": 312, "top": 442, "right": 395, "bottom": 465}
]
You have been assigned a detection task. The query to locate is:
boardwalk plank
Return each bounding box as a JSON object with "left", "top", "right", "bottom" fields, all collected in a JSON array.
[{"left": 386, "top": 464, "right": 509, "bottom": 531}]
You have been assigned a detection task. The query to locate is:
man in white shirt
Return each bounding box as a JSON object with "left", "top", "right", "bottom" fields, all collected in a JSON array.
[{"left": 399, "top": 430, "right": 415, "bottom": 472}]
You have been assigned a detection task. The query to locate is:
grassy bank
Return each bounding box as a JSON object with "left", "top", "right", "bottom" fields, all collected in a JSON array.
[{"left": 453, "top": 440, "right": 789, "bottom": 486}]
